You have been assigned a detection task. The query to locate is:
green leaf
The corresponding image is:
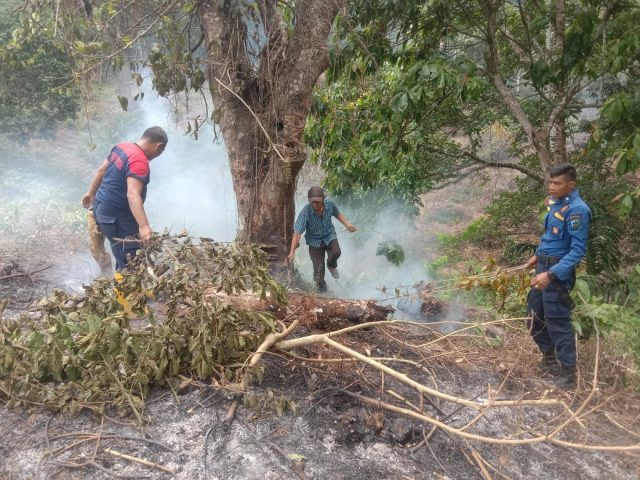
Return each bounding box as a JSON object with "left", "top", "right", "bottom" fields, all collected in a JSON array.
[
  {"left": 390, "top": 92, "right": 409, "bottom": 113},
  {"left": 574, "top": 279, "right": 591, "bottom": 304},
  {"left": 619, "top": 194, "right": 633, "bottom": 217}
]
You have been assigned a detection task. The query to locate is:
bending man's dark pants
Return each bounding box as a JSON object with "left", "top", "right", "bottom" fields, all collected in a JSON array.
[
  {"left": 308, "top": 239, "right": 341, "bottom": 292},
  {"left": 527, "top": 257, "right": 576, "bottom": 367},
  {"left": 93, "top": 201, "right": 141, "bottom": 271}
]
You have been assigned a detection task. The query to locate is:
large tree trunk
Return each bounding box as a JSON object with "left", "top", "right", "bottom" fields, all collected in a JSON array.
[{"left": 199, "top": 0, "right": 344, "bottom": 266}]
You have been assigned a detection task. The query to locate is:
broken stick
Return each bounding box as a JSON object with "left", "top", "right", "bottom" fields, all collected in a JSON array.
[{"left": 104, "top": 448, "right": 175, "bottom": 475}]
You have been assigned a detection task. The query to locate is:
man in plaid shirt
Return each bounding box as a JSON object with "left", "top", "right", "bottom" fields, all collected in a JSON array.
[{"left": 288, "top": 186, "right": 357, "bottom": 292}]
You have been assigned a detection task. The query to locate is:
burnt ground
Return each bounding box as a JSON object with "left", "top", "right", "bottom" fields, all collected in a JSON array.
[
  {"left": 2, "top": 335, "right": 640, "bottom": 480},
  {"left": 2, "top": 250, "right": 640, "bottom": 480},
  {"left": 1, "top": 176, "right": 640, "bottom": 479}
]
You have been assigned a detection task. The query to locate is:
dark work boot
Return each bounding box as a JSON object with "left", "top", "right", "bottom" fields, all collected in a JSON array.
[
  {"left": 539, "top": 351, "right": 560, "bottom": 376},
  {"left": 553, "top": 365, "right": 577, "bottom": 389},
  {"left": 316, "top": 279, "right": 328, "bottom": 293}
]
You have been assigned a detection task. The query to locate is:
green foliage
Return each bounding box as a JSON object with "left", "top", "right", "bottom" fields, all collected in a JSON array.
[
  {"left": 307, "top": 0, "right": 509, "bottom": 201},
  {"left": 572, "top": 266, "right": 640, "bottom": 365},
  {"left": 375, "top": 240, "right": 405, "bottom": 266},
  {"left": 464, "top": 178, "right": 543, "bottom": 248},
  {"left": 0, "top": 235, "right": 287, "bottom": 420},
  {"left": 310, "top": 0, "right": 640, "bottom": 207},
  {"left": 425, "top": 255, "right": 452, "bottom": 278},
  {"left": 306, "top": 57, "right": 488, "bottom": 202},
  {"left": 598, "top": 78, "right": 640, "bottom": 214},
  {"left": 148, "top": 13, "right": 207, "bottom": 98},
  {"left": 0, "top": 0, "right": 79, "bottom": 142}
]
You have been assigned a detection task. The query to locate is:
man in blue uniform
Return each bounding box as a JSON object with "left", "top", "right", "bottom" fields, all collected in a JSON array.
[
  {"left": 288, "top": 186, "right": 357, "bottom": 292},
  {"left": 525, "top": 164, "right": 591, "bottom": 389},
  {"left": 81, "top": 126, "right": 167, "bottom": 271}
]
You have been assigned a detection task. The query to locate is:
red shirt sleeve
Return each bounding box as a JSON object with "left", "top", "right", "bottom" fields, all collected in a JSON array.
[{"left": 127, "top": 151, "right": 149, "bottom": 177}]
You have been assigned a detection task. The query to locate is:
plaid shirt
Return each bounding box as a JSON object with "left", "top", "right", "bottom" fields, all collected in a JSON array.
[{"left": 294, "top": 199, "right": 340, "bottom": 247}]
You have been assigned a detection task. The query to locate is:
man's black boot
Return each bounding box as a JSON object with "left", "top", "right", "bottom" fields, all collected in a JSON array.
[
  {"left": 539, "top": 351, "right": 560, "bottom": 376},
  {"left": 553, "top": 365, "right": 577, "bottom": 389}
]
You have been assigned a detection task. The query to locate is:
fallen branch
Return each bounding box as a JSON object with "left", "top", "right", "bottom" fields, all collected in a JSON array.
[
  {"left": 0, "top": 265, "right": 52, "bottom": 281},
  {"left": 224, "top": 320, "right": 301, "bottom": 427},
  {"left": 209, "top": 290, "right": 394, "bottom": 326},
  {"left": 471, "top": 447, "right": 494, "bottom": 480},
  {"left": 342, "top": 390, "right": 640, "bottom": 450},
  {"left": 104, "top": 448, "right": 175, "bottom": 475},
  {"left": 274, "top": 333, "right": 564, "bottom": 409}
]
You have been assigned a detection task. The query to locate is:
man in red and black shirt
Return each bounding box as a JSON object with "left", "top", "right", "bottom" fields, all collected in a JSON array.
[{"left": 81, "top": 126, "right": 167, "bottom": 270}]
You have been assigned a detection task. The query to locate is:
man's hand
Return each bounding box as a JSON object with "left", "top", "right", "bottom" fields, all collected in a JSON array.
[
  {"left": 287, "top": 232, "right": 302, "bottom": 265},
  {"left": 525, "top": 255, "right": 538, "bottom": 269},
  {"left": 139, "top": 225, "right": 153, "bottom": 243},
  {"left": 531, "top": 272, "right": 551, "bottom": 290},
  {"left": 81, "top": 193, "right": 94, "bottom": 209},
  {"left": 346, "top": 223, "right": 357, "bottom": 233}
]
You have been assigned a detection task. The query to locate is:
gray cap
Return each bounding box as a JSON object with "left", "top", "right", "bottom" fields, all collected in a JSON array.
[{"left": 307, "top": 186, "right": 325, "bottom": 202}]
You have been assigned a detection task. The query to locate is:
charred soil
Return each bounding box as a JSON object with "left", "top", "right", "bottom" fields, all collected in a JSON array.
[{"left": 1, "top": 232, "right": 640, "bottom": 480}]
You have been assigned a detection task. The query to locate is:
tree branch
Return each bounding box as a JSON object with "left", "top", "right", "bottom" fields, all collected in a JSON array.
[
  {"left": 463, "top": 151, "right": 543, "bottom": 183},
  {"left": 480, "top": 0, "right": 537, "bottom": 144},
  {"left": 431, "top": 165, "right": 489, "bottom": 190},
  {"left": 593, "top": 0, "right": 620, "bottom": 42},
  {"left": 277, "top": 0, "right": 345, "bottom": 108},
  {"left": 498, "top": 27, "right": 531, "bottom": 65},
  {"left": 543, "top": 81, "right": 581, "bottom": 138}
]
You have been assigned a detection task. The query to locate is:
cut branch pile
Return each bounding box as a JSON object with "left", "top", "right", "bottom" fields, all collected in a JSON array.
[
  {"left": 0, "top": 235, "right": 288, "bottom": 419},
  {"left": 0, "top": 235, "right": 392, "bottom": 421}
]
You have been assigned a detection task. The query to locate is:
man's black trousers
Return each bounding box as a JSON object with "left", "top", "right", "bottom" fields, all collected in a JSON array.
[{"left": 308, "top": 239, "right": 341, "bottom": 292}]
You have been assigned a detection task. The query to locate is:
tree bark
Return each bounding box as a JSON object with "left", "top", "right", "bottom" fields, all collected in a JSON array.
[
  {"left": 199, "top": 0, "right": 345, "bottom": 265},
  {"left": 203, "top": 289, "right": 394, "bottom": 328}
]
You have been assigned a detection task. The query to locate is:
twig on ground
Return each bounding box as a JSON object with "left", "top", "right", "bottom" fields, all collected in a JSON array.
[
  {"left": 471, "top": 447, "right": 493, "bottom": 480},
  {"left": 267, "top": 441, "right": 312, "bottom": 480},
  {"left": 104, "top": 448, "right": 175, "bottom": 475},
  {"left": 48, "top": 458, "right": 150, "bottom": 479},
  {"left": 91, "top": 417, "right": 105, "bottom": 462},
  {"left": 47, "top": 432, "right": 175, "bottom": 452},
  {"left": 0, "top": 265, "right": 52, "bottom": 281},
  {"left": 605, "top": 411, "right": 640, "bottom": 439},
  {"left": 44, "top": 418, "right": 52, "bottom": 456}
]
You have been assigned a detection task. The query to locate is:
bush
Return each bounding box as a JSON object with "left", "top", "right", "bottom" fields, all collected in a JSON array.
[{"left": 572, "top": 266, "right": 640, "bottom": 366}]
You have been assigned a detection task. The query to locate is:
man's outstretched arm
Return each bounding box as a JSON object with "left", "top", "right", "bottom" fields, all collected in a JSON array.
[{"left": 336, "top": 213, "right": 357, "bottom": 232}]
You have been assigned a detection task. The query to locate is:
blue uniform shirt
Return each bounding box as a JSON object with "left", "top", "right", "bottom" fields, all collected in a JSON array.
[
  {"left": 95, "top": 143, "right": 151, "bottom": 213},
  {"left": 294, "top": 199, "right": 340, "bottom": 247},
  {"left": 536, "top": 189, "right": 591, "bottom": 282}
]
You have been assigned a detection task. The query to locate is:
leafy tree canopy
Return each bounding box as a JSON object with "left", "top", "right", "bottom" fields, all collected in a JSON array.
[
  {"left": 0, "top": 0, "right": 79, "bottom": 143},
  {"left": 308, "top": 0, "right": 640, "bottom": 205}
]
